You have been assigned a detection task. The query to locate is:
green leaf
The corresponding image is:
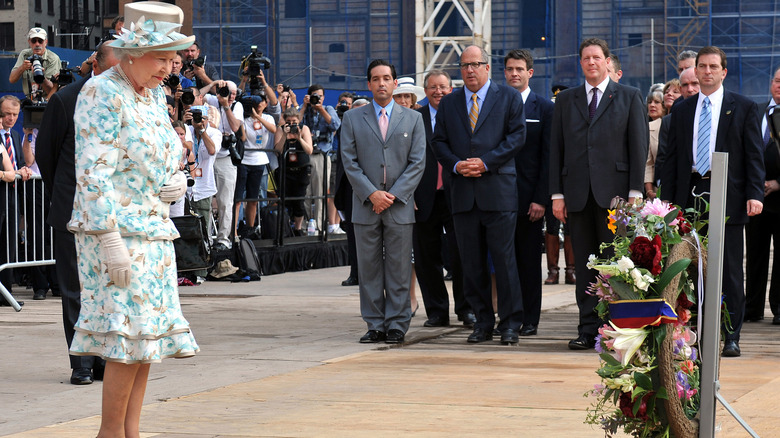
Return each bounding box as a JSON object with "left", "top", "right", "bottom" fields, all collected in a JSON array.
[
  {"left": 656, "top": 386, "right": 669, "bottom": 400},
  {"left": 632, "top": 393, "right": 644, "bottom": 415},
  {"left": 664, "top": 208, "right": 679, "bottom": 225},
  {"left": 610, "top": 277, "right": 641, "bottom": 300},
  {"left": 600, "top": 352, "right": 621, "bottom": 367},
  {"left": 654, "top": 258, "right": 691, "bottom": 293},
  {"left": 653, "top": 326, "right": 667, "bottom": 346},
  {"left": 634, "top": 371, "right": 653, "bottom": 391}
]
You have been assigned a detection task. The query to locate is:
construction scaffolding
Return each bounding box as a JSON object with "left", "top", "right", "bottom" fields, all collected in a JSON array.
[{"left": 188, "top": 0, "right": 780, "bottom": 100}]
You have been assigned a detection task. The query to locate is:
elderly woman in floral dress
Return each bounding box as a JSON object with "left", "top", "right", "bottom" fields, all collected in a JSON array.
[{"left": 67, "top": 2, "right": 199, "bottom": 436}]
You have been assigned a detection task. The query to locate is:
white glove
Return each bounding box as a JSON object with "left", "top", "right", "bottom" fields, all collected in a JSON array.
[
  {"left": 160, "top": 171, "right": 188, "bottom": 203},
  {"left": 97, "top": 232, "right": 132, "bottom": 288}
]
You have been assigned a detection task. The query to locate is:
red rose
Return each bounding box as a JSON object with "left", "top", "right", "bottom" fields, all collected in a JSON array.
[
  {"left": 677, "top": 291, "right": 694, "bottom": 309},
  {"left": 629, "top": 235, "right": 663, "bottom": 275},
  {"left": 676, "top": 210, "right": 692, "bottom": 234},
  {"left": 619, "top": 391, "right": 652, "bottom": 420}
]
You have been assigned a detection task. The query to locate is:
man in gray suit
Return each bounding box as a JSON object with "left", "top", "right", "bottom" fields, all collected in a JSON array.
[{"left": 340, "top": 59, "right": 426, "bottom": 344}]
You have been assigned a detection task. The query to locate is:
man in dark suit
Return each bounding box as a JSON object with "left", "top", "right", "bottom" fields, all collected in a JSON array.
[
  {"left": 549, "top": 38, "right": 648, "bottom": 350},
  {"left": 0, "top": 95, "right": 33, "bottom": 308},
  {"left": 432, "top": 45, "right": 526, "bottom": 344},
  {"left": 504, "top": 49, "right": 554, "bottom": 337},
  {"left": 745, "top": 66, "right": 780, "bottom": 324},
  {"left": 340, "top": 59, "right": 426, "bottom": 344},
  {"left": 660, "top": 46, "right": 764, "bottom": 357},
  {"left": 413, "top": 69, "right": 475, "bottom": 329},
  {"left": 35, "top": 42, "right": 117, "bottom": 384}
]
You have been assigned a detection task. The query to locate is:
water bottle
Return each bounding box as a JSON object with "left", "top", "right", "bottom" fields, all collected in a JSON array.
[{"left": 307, "top": 219, "right": 316, "bottom": 236}]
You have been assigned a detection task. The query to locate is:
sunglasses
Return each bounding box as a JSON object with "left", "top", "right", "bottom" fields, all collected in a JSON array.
[{"left": 30, "top": 38, "right": 44, "bottom": 44}]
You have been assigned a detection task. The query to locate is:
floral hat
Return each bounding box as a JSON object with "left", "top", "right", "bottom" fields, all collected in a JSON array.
[{"left": 108, "top": 1, "right": 195, "bottom": 52}]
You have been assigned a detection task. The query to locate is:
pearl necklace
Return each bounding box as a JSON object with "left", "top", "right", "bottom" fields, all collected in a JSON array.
[{"left": 115, "top": 64, "right": 150, "bottom": 100}]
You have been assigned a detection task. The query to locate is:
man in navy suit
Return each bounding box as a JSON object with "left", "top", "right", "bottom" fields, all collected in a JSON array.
[
  {"left": 413, "top": 69, "right": 475, "bottom": 329},
  {"left": 0, "top": 95, "right": 33, "bottom": 307},
  {"left": 432, "top": 45, "right": 526, "bottom": 344},
  {"left": 549, "top": 38, "right": 648, "bottom": 350},
  {"left": 36, "top": 41, "right": 117, "bottom": 384},
  {"left": 504, "top": 49, "right": 554, "bottom": 337},
  {"left": 659, "top": 46, "right": 764, "bottom": 357}
]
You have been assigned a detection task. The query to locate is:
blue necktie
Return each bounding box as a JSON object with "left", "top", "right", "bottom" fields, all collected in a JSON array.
[{"left": 696, "top": 97, "right": 711, "bottom": 175}]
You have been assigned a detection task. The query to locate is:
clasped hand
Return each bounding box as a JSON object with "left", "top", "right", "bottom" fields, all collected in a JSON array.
[
  {"left": 456, "top": 157, "right": 486, "bottom": 177},
  {"left": 369, "top": 190, "right": 395, "bottom": 214}
]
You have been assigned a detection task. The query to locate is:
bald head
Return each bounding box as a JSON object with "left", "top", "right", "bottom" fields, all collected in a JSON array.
[{"left": 679, "top": 67, "right": 700, "bottom": 98}]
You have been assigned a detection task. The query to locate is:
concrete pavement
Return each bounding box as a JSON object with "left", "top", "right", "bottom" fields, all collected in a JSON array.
[{"left": 1, "top": 260, "right": 779, "bottom": 437}]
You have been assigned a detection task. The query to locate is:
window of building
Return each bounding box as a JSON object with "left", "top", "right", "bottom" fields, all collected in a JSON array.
[
  {"left": 105, "top": 0, "right": 118, "bottom": 16},
  {"left": 47, "top": 0, "right": 54, "bottom": 15},
  {"left": 628, "top": 33, "right": 642, "bottom": 47},
  {"left": 0, "top": 0, "right": 13, "bottom": 10},
  {"left": 286, "top": 0, "right": 306, "bottom": 19},
  {"left": 35, "top": 0, "right": 41, "bottom": 12},
  {"left": 0, "top": 22, "right": 14, "bottom": 50}
]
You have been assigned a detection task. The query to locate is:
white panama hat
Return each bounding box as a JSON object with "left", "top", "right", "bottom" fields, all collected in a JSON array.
[
  {"left": 393, "top": 77, "right": 425, "bottom": 102},
  {"left": 108, "top": 1, "right": 195, "bottom": 52}
]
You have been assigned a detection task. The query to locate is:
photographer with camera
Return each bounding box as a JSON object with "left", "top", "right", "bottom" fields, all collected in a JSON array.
[
  {"left": 239, "top": 68, "right": 280, "bottom": 123},
  {"left": 180, "top": 42, "right": 219, "bottom": 89},
  {"left": 277, "top": 84, "right": 300, "bottom": 113},
  {"left": 275, "top": 107, "right": 313, "bottom": 235},
  {"left": 234, "top": 95, "right": 276, "bottom": 238},
  {"left": 299, "top": 84, "right": 340, "bottom": 233},
  {"left": 198, "top": 79, "right": 243, "bottom": 250},
  {"left": 9, "top": 28, "right": 62, "bottom": 100}
]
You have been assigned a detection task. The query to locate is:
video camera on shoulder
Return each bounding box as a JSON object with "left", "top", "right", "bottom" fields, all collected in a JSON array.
[
  {"left": 241, "top": 46, "right": 272, "bottom": 95},
  {"left": 21, "top": 98, "right": 46, "bottom": 129},
  {"left": 56, "top": 61, "right": 78, "bottom": 87}
]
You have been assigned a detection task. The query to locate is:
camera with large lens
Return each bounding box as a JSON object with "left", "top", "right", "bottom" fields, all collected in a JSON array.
[
  {"left": 184, "top": 57, "right": 205, "bottom": 72},
  {"left": 181, "top": 89, "right": 195, "bottom": 105},
  {"left": 182, "top": 167, "right": 195, "bottom": 187},
  {"left": 309, "top": 94, "right": 320, "bottom": 106},
  {"left": 164, "top": 74, "right": 179, "bottom": 89},
  {"left": 336, "top": 99, "right": 350, "bottom": 119},
  {"left": 191, "top": 108, "right": 203, "bottom": 124},
  {"left": 217, "top": 85, "right": 230, "bottom": 98},
  {"left": 287, "top": 123, "right": 300, "bottom": 134},
  {"left": 27, "top": 54, "right": 45, "bottom": 84}
]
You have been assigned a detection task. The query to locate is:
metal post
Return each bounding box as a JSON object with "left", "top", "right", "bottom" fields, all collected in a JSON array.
[{"left": 698, "top": 152, "right": 759, "bottom": 437}]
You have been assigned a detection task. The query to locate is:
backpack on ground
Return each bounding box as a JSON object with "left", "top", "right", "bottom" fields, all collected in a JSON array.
[{"left": 236, "top": 238, "right": 262, "bottom": 281}]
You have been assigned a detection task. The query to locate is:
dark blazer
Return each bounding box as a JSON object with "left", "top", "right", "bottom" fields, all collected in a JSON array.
[
  {"left": 516, "top": 91, "right": 553, "bottom": 211},
  {"left": 414, "top": 104, "right": 440, "bottom": 222},
  {"left": 549, "top": 80, "right": 648, "bottom": 211},
  {"left": 36, "top": 75, "right": 90, "bottom": 231},
  {"left": 659, "top": 90, "right": 764, "bottom": 224},
  {"left": 432, "top": 81, "right": 526, "bottom": 213},
  {"left": 2, "top": 129, "right": 23, "bottom": 170}
]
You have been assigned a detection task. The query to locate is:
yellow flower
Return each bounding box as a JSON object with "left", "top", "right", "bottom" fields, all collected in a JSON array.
[{"left": 607, "top": 209, "right": 617, "bottom": 234}]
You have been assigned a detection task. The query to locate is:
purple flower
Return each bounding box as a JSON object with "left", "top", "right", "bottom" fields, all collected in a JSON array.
[
  {"left": 690, "top": 347, "right": 698, "bottom": 361},
  {"left": 594, "top": 334, "right": 603, "bottom": 353}
]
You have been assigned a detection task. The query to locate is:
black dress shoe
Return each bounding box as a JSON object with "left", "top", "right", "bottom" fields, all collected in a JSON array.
[
  {"left": 519, "top": 324, "right": 538, "bottom": 336},
  {"left": 568, "top": 335, "right": 595, "bottom": 350},
  {"left": 33, "top": 290, "right": 47, "bottom": 300},
  {"left": 341, "top": 276, "right": 359, "bottom": 286},
  {"left": 385, "top": 329, "right": 405, "bottom": 344},
  {"left": 458, "top": 312, "right": 477, "bottom": 328},
  {"left": 467, "top": 327, "right": 493, "bottom": 343},
  {"left": 70, "top": 368, "right": 94, "bottom": 385},
  {"left": 51, "top": 290, "right": 62, "bottom": 297},
  {"left": 773, "top": 315, "right": 780, "bottom": 325},
  {"left": 423, "top": 316, "right": 450, "bottom": 327},
  {"left": 722, "top": 340, "right": 741, "bottom": 357},
  {"left": 744, "top": 315, "right": 764, "bottom": 322},
  {"left": 500, "top": 328, "right": 519, "bottom": 344},
  {"left": 359, "top": 330, "right": 386, "bottom": 343}
]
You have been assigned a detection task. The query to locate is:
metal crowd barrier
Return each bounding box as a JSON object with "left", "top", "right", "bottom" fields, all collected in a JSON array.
[{"left": 0, "top": 175, "right": 55, "bottom": 312}]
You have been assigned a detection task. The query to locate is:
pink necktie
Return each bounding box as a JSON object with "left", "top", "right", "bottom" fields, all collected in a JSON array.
[{"left": 379, "top": 108, "right": 388, "bottom": 141}]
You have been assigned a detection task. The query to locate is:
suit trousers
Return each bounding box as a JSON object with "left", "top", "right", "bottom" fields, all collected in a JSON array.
[
  {"left": 686, "top": 175, "right": 746, "bottom": 340},
  {"left": 304, "top": 152, "right": 330, "bottom": 231},
  {"left": 55, "top": 229, "right": 98, "bottom": 370},
  {"left": 745, "top": 210, "right": 780, "bottom": 318},
  {"left": 413, "top": 189, "right": 468, "bottom": 321},
  {"left": 515, "top": 213, "right": 544, "bottom": 326},
  {"left": 567, "top": 192, "right": 612, "bottom": 338},
  {"left": 453, "top": 208, "right": 523, "bottom": 331},
  {"left": 355, "top": 218, "right": 413, "bottom": 333},
  {"left": 213, "top": 156, "right": 237, "bottom": 247}
]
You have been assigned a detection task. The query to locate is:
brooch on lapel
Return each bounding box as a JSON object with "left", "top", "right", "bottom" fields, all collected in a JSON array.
[
  {"left": 726, "top": 110, "right": 732, "bottom": 115},
  {"left": 403, "top": 132, "right": 408, "bottom": 137}
]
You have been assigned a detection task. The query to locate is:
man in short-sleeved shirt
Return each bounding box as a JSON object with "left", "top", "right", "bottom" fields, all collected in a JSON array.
[{"left": 9, "top": 28, "right": 61, "bottom": 99}]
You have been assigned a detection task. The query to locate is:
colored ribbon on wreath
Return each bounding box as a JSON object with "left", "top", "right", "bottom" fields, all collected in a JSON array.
[{"left": 608, "top": 298, "right": 678, "bottom": 329}]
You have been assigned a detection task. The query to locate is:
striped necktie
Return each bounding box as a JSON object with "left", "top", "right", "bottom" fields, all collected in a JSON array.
[
  {"left": 469, "top": 93, "right": 479, "bottom": 132},
  {"left": 695, "top": 97, "right": 711, "bottom": 175},
  {"left": 5, "top": 132, "right": 15, "bottom": 170}
]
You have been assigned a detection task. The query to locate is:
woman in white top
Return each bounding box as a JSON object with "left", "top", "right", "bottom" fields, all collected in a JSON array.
[{"left": 235, "top": 94, "right": 276, "bottom": 238}]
